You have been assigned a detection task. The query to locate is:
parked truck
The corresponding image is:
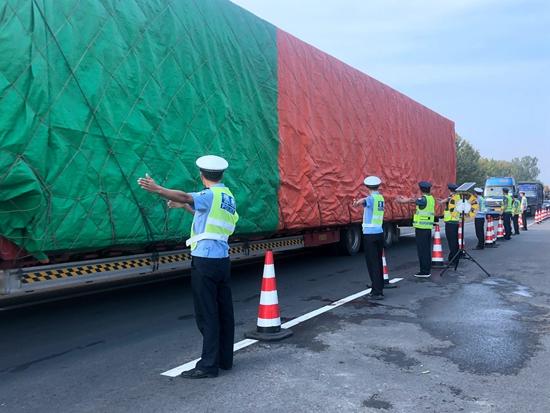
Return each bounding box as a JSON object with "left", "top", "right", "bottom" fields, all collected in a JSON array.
[
  {"left": 484, "top": 177, "right": 517, "bottom": 216},
  {"left": 0, "top": 0, "right": 455, "bottom": 300},
  {"left": 517, "top": 182, "right": 544, "bottom": 216}
]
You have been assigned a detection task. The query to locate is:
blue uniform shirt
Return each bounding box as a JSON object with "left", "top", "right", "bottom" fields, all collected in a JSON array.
[
  {"left": 190, "top": 183, "right": 230, "bottom": 258},
  {"left": 475, "top": 195, "right": 486, "bottom": 218},
  {"left": 362, "top": 191, "right": 384, "bottom": 234}
]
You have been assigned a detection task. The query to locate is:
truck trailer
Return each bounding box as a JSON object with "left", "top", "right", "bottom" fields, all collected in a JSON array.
[{"left": 0, "top": 0, "right": 456, "bottom": 300}]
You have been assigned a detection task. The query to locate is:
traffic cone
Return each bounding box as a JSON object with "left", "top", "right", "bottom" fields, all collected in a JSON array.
[
  {"left": 497, "top": 217, "right": 504, "bottom": 238},
  {"left": 485, "top": 216, "right": 495, "bottom": 247},
  {"left": 431, "top": 224, "right": 445, "bottom": 267},
  {"left": 382, "top": 250, "right": 397, "bottom": 288},
  {"left": 458, "top": 221, "right": 464, "bottom": 249},
  {"left": 535, "top": 209, "right": 539, "bottom": 224},
  {"left": 245, "top": 251, "right": 293, "bottom": 341}
]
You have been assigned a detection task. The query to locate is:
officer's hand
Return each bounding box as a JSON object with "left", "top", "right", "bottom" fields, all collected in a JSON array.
[
  {"left": 352, "top": 198, "right": 360, "bottom": 207},
  {"left": 137, "top": 173, "right": 162, "bottom": 193},
  {"left": 167, "top": 200, "right": 186, "bottom": 209}
]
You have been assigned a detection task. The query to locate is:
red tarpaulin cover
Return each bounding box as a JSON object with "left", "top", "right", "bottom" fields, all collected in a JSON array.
[{"left": 277, "top": 30, "right": 455, "bottom": 230}]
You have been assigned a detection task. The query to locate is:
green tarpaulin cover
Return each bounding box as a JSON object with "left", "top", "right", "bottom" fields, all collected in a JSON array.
[{"left": 0, "top": 0, "right": 280, "bottom": 259}]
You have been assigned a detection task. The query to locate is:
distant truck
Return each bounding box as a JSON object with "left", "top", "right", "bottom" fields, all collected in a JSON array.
[
  {"left": 517, "top": 182, "right": 544, "bottom": 215},
  {"left": 484, "top": 177, "right": 517, "bottom": 216}
]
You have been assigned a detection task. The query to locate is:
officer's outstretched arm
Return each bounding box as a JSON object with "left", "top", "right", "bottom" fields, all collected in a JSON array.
[
  {"left": 137, "top": 174, "right": 194, "bottom": 205},
  {"left": 396, "top": 196, "right": 415, "bottom": 204}
]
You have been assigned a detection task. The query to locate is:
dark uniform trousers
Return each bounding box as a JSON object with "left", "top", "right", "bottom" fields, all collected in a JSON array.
[
  {"left": 474, "top": 217, "right": 485, "bottom": 247},
  {"left": 502, "top": 212, "right": 512, "bottom": 239},
  {"left": 363, "top": 233, "right": 384, "bottom": 295},
  {"left": 522, "top": 211, "right": 528, "bottom": 230},
  {"left": 415, "top": 228, "right": 432, "bottom": 274},
  {"left": 445, "top": 222, "right": 459, "bottom": 263},
  {"left": 512, "top": 215, "right": 520, "bottom": 235},
  {"left": 191, "top": 256, "right": 234, "bottom": 374}
]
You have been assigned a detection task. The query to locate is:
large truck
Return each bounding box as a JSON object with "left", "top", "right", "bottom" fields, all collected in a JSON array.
[
  {"left": 517, "top": 182, "right": 544, "bottom": 215},
  {"left": 484, "top": 177, "right": 517, "bottom": 216},
  {"left": 0, "top": 0, "right": 455, "bottom": 300}
]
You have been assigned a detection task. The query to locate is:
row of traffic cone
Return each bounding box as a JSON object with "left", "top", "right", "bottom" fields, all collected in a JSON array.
[
  {"left": 430, "top": 216, "right": 506, "bottom": 265},
  {"left": 535, "top": 208, "right": 549, "bottom": 224},
  {"left": 248, "top": 210, "right": 547, "bottom": 341}
]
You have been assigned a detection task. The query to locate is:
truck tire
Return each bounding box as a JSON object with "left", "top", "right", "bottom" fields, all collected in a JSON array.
[
  {"left": 339, "top": 226, "right": 362, "bottom": 256},
  {"left": 383, "top": 223, "right": 397, "bottom": 248}
]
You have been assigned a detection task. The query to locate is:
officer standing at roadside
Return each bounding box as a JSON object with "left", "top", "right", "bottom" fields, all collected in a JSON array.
[
  {"left": 502, "top": 188, "right": 513, "bottom": 240},
  {"left": 138, "top": 155, "right": 239, "bottom": 379},
  {"left": 353, "top": 176, "right": 385, "bottom": 300},
  {"left": 512, "top": 193, "right": 521, "bottom": 235},
  {"left": 397, "top": 181, "right": 435, "bottom": 278},
  {"left": 441, "top": 184, "right": 461, "bottom": 264},
  {"left": 474, "top": 187, "right": 486, "bottom": 249},
  {"left": 520, "top": 192, "right": 528, "bottom": 231}
]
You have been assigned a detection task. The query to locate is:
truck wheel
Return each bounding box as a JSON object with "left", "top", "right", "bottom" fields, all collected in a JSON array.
[
  {"left": 339, "top": 226, "right": 362, "bottom": 256},
  {"left": 383, "top": 223, "right": 397, "bottom": 248}
]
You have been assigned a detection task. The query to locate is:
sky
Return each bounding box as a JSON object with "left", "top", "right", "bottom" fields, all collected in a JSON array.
[{"left": 231, "top": 0, "right": 550, "bottom": 184}]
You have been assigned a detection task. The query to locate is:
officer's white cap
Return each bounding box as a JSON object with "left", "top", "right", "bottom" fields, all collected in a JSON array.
[
  {"left": 196, "top": 155, "right": 229, "bottom": 172},
  {"left": 364, "top": 176, "right": 382, "bottom": 186},
  {"left": 474, "top": 187, "right": 483, "bottom": 194}
]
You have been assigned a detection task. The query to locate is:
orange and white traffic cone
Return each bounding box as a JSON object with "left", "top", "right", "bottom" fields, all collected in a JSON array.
[
  {"left": 485, "top": 216, "right": 495, "bottom": 247},
  {"left": 497, "top": 217, "right": 505, "bottom": 238},
  {"left": 535, "top": 209, "right": 539, "bottom": 224},
  {"left": 245, "top": 251, "right": 293, "bottom": 341},
  {"left": 382, "top": 250, "right": 397, "bottom": 288},
  {"left": 431, "top": 224, "right": 445, "bottom": 268}
]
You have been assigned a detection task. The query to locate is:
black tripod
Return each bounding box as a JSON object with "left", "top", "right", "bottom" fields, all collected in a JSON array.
[{"left": 440, "top": 193, "right": 491, "bottom": 277}]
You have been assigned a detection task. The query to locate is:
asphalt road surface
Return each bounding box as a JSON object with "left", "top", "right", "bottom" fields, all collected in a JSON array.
[{"left": 1, "top": 218, "right": 549, "bottom": 413}]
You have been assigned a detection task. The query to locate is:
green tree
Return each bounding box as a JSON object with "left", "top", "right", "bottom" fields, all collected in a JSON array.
[
  {"left": 510, "top": 156, "right": 540, "bottom": 181},
  {"left": 455, "top": 134, "right": 484, "bottom": 185},
  {"left": 479, "top": 158, "right": 514, "bottom": 178}
]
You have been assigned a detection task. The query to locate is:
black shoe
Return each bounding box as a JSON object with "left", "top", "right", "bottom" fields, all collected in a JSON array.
[
  {"left": 474, "top": 246, "right": 484, "bottom": 250},
  {"left": 367, "top": 292, "right": 384, "bottom": 300},
  {"left": 504, "top": 237, "right": 511, "bottom": 240},
  {"left": 219, "top": 365, "right": 232, "bottom": 371},
  {"left": 180, "top": 368, "right": 218, "bottom": 379}
]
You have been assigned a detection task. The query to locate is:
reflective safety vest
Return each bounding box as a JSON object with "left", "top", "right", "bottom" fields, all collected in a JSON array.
[
  {"left": 503, "top": 194, "right": 513, "bottom": 213},
  {"left": 444, "top": 193, "right": 461, "bottom": 222},
  {"left": 186, "top": 186, "right": 239, "bottom": 250},
  {"left": 512, "top": 199, "right": 521, "bottom": 215},
  {"left": 362, "top": 193, "right": 385, "bottom": 231},
  {"left": 476, "top": 195, "right": 486, "bottom": 217},
  {"left": 521, "top": 196, "right": 528, "bottom": 211},
  {"left": 413, "top": 195, "right": 435, "bottom": 229}
]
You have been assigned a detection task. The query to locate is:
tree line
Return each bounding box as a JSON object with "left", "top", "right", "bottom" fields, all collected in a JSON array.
[{"left": 455, "top": 134, "right": 542, "bottom": 189}]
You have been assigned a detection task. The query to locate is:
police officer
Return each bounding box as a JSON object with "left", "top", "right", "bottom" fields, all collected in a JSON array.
[
  {"left": 474, "top": 187, "right": 486, "bottom": 249},
  {"left": 397, "top": 181, "right": 435, "bottom": 278},
  {"left": 353, "top": 176, "right": 385, "bottom": 300},
  {"left": 501, "top": 188, "right": 513, "bottom": 240},
  {"left": 512, "top": 193, "right": 521, "bottom": 235},
  {"left": 138, "top": 155, "right": 239, "bottom": 379},
  {"left": 520, "top": 192, "right": 528, "bottom": 231},
  {"left": 441, "top": 184, "right": 461, "bottom": 264}
]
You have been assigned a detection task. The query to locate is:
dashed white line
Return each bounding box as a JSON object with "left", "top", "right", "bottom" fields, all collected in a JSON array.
[{"left": 160, "top": 277, "right": 404, "bottom": 377}]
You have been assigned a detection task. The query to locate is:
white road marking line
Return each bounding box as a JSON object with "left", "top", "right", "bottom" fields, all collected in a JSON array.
[{"left": 161, "top": 277, "right": 404, "bottom": 377}]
